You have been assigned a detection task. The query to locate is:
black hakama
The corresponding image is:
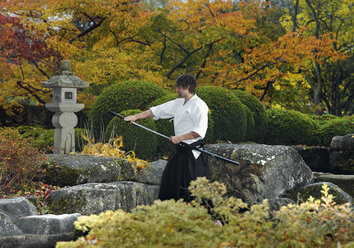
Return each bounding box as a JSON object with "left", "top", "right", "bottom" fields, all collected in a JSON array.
[{"left": 157, "top": 140, "right": 208, "bottom": 202}]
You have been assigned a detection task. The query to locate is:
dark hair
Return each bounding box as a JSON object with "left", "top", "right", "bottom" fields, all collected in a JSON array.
[{"left": 175, "top": 73, "right": 197, "bottom": 94}]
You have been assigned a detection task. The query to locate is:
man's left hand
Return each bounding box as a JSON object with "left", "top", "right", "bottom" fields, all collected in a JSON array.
[{"left": 169, "top": 136, "right": 182, "bottom": 144}]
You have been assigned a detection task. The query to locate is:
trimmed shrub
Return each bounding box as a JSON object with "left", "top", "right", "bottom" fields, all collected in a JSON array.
[
  {"left": 318, "top": 118, "right": 354, "bottom": 146},
  {"left": 310, "top": 113, "right": 339, "bottom": 124},
  {"left": 147, "top": 93, "right": 177, "bottom": 156},
  {"left": 196, "top": 86, "right": 247, "bottom": 142},
  {"left": 89, "top": 80, "right": 168, "bottom": 140},
  {"left": 104, "top": 109, "right": 158, "bottom": 160},
  {"left": 231, "top": 90, "right": 268, "bottom": 143},
  {"left": 241, "top": 104, "right": 255, "bottom": 141},
  {"left": 266, "top": 109, "right": 321, "bottom": 145},
  {"left": 147, "top": 93, "right": 216, "bottom": 157}
]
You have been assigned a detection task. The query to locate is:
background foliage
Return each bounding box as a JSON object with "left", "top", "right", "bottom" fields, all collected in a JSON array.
[{"left": 0, "top": 0, "right": 352, "bottom": 125}]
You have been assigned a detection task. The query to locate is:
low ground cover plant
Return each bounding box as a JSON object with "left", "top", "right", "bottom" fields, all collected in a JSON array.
[{"left": 57, "top": 178, "right": 353, "bottom": 248}]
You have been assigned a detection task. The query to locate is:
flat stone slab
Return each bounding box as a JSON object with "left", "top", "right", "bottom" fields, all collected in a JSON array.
[
  {"left": 0, "top": 197, "right": 38, "bottom": 222},
  {"left": 48, "top": 181, "right": 160, "bottom": 215},
  {"left": 282, "top": 182, "right": 353, "bottom": 207},
  {"left": 43, "top": 155, "right": 166, "bottom": 187},
  {"left": 0, "top": 233, "right": 73, "bottom": 248},
  {"left": 0, "top": 212, "right": 23, "bottom": 237},
  {"left": 313, "top": 172, "right": 354, "bottom": 198},
  {"left": 15, "top": 213, "right": 81, "bottom": 235},
  {"left": 44, "top": 154, "right": 136, "bottom": 185},
  {"left": 205, "top": 144, "right": 313, "bottom": 203}
]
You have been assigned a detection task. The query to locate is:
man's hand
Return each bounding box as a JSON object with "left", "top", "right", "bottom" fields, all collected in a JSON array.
[
  {"left": 169, "top": 136, "right": 182, "bottom": 144},
  {"left": 124, "top": 115, "right": 137, "bottom": 123}
]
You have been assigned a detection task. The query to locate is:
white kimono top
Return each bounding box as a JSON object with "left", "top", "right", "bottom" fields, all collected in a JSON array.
[{"left": 149, "top": 94, "right": 209, "bottom": 159}]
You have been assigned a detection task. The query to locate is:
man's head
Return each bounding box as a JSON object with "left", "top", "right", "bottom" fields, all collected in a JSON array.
[{"left": 175, "top": 73, "right": 197, "bottom": 98}]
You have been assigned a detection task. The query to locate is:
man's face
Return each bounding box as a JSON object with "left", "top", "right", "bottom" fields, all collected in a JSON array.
[{"left": 176, "top": 85, "right": 190, "bottom": 98}]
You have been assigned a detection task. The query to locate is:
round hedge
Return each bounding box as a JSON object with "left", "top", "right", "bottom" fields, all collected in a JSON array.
[
  {"left": 231, "top": 90, "right": 268, "bottom": 143},
  {"left": 147, "top": 93, "right": 178, "bottom": 156},
  {"left": 266, "top": 109, "right": 321, "bottom": 145},
  {"left": 318, "top": 118, "right": 354, "bottom": 146},
  {"left": 104, "top": 109, "right": 158, "bottom": 160},
  {"left": 241, "top": 104, "right": 255, "bottom": 141},
  {"left": 89, "top": 80, "right": 168, "bottom": 140},
  {"left": 309, "top": 114, "right": 339, "bottom": 126},
  {"left": 195, "top": 86, "right": 247, "bottom": 142},
  {"left": 147, "top": 93, "right": 216, "bottom": 157}
]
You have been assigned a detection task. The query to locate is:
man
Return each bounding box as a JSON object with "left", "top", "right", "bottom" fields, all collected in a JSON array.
[{"left": 124, "top": 73, "right": 209, "bottom": 202}]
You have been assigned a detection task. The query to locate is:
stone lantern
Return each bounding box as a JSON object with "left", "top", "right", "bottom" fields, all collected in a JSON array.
[{"left": 41, "top": 60, "right": 89, "bottom": 154}]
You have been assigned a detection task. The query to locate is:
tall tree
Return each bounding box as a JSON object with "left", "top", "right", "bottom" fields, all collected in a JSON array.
[{"left": 279, "top": 0, "right": 352, "bottom": 115}]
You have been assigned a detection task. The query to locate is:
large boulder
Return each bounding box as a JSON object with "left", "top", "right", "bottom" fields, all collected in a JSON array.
[
  {"left": 330, "top": 135, "right": 354, "bottom": 151},
  {"left": 48, "top": 181, "right": 160, "bottom": 215},
  {"left": 0, "top": 197, "right": 38, "bottom": 222},
  {"left": 135, "top": 159, "right": 167, "bottom": 185},
  {"left": 290, "top": 145, "right": 330, "bottom": 172},
  {"left": 329, "top": 135, "right": 354, "bottom": 174},
  {"left": 41, "top": 154, "right": 136, "bottom": 187},
  {"left": 204, "top": 144, "right": 313, "bottom": 203}
]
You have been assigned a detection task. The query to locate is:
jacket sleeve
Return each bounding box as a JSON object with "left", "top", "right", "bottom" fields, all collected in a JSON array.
[
  {"left": 190, "top": 102, "right": 209, "bottom": 139},
  {"left": 149, "top": 99, "right": 177, "bottom": 120}
]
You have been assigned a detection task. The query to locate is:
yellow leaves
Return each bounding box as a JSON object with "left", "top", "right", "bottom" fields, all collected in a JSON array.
[
  {"left": 218, "top": 242, "right": 233, "bottom": 248},
  {"left": 80, "top": 134, "right": 150, "bottom": 173}
]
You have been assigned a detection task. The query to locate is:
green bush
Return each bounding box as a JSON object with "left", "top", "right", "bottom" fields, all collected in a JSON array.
[
  {"left": 241, "top": 104, "right": 255, "bottom": 141},
  {"left": 231, "top": 90, "right": 268, "bottom": 143},
  {"left": 104, "top": 109, "right": 158, "bottom": 160},
  {"left": 318, "top": 118, "right": 354, "bottom": 146},
  {"left": 147, "top": 93, "right": 216, "bottom": 157},
  {"left": 56, "top": 178, "right": 354, "bottom": 248},
  {"left": 310, "top": 113, "right": 339, "bottom": 124},
  {"left": 89, "top": 80, "right": 168, "bottom": 140},
  {"left": 14, "top": 126, "right": 54, "bottom": 152},
  {"left": 196, "top": 86, "right": 247, "bottom": 142},
  {"left": 266, "top": 109, "right": 321, "bottom": 145},
  {"left": 13, "top": 126, "right": 88, "bottom": 153}
]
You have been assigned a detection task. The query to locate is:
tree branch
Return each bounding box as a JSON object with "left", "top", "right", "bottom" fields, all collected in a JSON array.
[
  {"left": 235, "top": 62, "right": 277, "bottom": 84},
  {"left": 160, "top": 37, "right": 167, "bottom": 64},
  {"left": 158, "top": 31, "right": 189, "bottom": 54},
  {"left": 166, "top": 46, "right": 203, "bottom": 79},
  {"left": 31, "top": 60, "right": 50, "bottom": 79},
  {"left": 304, "top": 0, "right": 320, "bottom": 38},
  {"left": 69, "top": 17, "right": 105, "bottom": 43},
  {"left": 16, "top": 81, "right": 48, "bottom": 104},
  {"left": 196, "top": 38, "right": 224, "bottom": 78},
  {"left": 292, "top": 0, "right": 300, "bottom": 32}
]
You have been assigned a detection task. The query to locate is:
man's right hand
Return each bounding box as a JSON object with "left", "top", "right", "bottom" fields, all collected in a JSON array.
[{"left": 124, "top": 115, "right": 137, "bottom": 123}]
